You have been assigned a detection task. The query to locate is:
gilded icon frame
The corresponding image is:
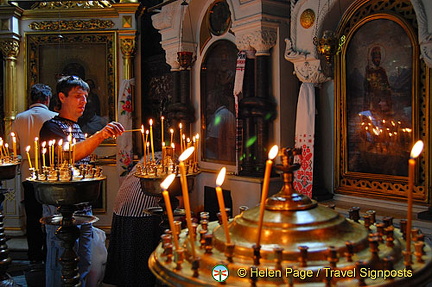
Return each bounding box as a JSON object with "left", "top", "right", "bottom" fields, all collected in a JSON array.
[
  {"left": 334, "top": 7, "right": 428, "bottom": 202},
  {"left": 26, "top": 31, "right": 117, "bottom": 144}
]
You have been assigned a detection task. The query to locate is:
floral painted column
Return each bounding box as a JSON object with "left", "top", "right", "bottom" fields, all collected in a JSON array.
[{"left": 117, "top": 36, "right": 136, "bottom": 181}]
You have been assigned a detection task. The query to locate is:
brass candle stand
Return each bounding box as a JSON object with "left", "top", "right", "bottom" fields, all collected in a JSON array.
[
  {"left": 0, "top": 162, "right": 19, "bottom": 287},
  {"left": 148, "top": 147, "right": 432, "bottom": 286},
  {"left": 135, "top": 166, "right": 199, "bottom": 231},
  {"left": 29, "top": 170, "right": 104, "bottom": 287}
]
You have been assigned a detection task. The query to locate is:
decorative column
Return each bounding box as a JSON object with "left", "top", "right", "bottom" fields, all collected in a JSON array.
[
  {"left": 152, "top": 4, "right": 195, "bottom": 138},
  {"left": 0, "top": 39, "right": 19, "bottom": 137},
  {"left": 120, "top": 36, "right": 136, "bottom": 80},
  {"left": 238, "top": 28, "right": 277, "bottom": 176},
  {"left": 240, "top": 50, "right": 256, "bottom": 174}
]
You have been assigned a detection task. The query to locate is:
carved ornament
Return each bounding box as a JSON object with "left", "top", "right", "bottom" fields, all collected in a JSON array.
[
  {"left": 249, "top": 27, "right": 277, "bottom": 56},
  {"left": 300, "top": 8, "right": 315, "bottom": 29},
  {"left": 28, "top": 19, "right": 115, "bottom": 31},
  {"left": 32, "top": 1, "right": 112, "bottom": 10},
  {"left": 151, "top": 5, "right": 176, "bottom": 31},
  {"left": 120, "top": 37, "right": 136, "bottom": 57},
  {"left": 284, "top": 38, "right": 329, "bottom": 84},
  {"left": 0, "top": 39, "right": 19, "bottom": 59}
]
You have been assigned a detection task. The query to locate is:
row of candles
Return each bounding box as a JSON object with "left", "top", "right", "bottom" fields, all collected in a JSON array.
[
  {"left": 358, "top": 114, "right": 412, "bottom": 153},
  {"left": 13, "top": 127, "right": 76, "bottom": 171},
  {"left": 127, "top": 117, "right": 199, "bottom": 170},
  {"left": 24, "top": 137, "right": 76, "bottom": 171},
  {"left": 159, "top": 145, "right": 279, "bottom": 260},
  {"left": 160, "top": 141, "right": 424, "bottom": 265},
  {"left": 0, "top": 136, "right": 15, "bottom": 161}
]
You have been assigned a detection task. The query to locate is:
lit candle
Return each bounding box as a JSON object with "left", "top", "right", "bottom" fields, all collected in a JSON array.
[
  {"left": 145, "top": 129, "right": 150, "bottom": 163},
  {"left": 26, "top": 145, "right": 32, "bottom": 169},
  {"left": 196, "top": 134, "right": 200, "bottom": 167},
  {"left": 42, "top": 148, "right": 46, "bottom": 167},
  {"left": 141, "top": 125, "right": 146, "bottom": 166},
  {"left": 52, "top": 140, "right": 56, "bottom": 166},
  {"left": 149, "top": 119, "right": 155, "bottom": 162},
  {"left": 34, "top": 137, "right": 39, "bottom": 171},
  {"left": 160, "top": 174, "right": 179, "bottom": 250},
  {"left": 0, "top": 139, "right": 4, "bottom": 158},
  {"left": 170, "top": 128, "right": 174, "bottom": 146},
  {"left": 72, "top": 138, "right": 76, "bottom": 164},
  {"left": 41, "top": 141, "right": 46, "bottom": 166},
  {"left": 58, "top": 139, "right": 63, "bottom": 166},
  {"left": 161, "top": 116, "right": 165, "bottom": 148},
  {"left": 48, "top": 140, "right": 53, "bottom": 166},
  {"left": 192, "top": 136, "right": 197, "bottom": 166},
  {"left": 406, "top": 140, "right": 424, "bottom": 254},
  {"left": 179, "top": 123, "right": 183, "bottom": 152},
  {"left": 4, "top": 143, "right": 9, "bottom": 157},
  {"left": 178, "top": 147, "right": 196, "bottom": 258},
  {"left": 216, "top": 167, "right": 231, "bottom": 244},
  {"left": 182, "top": 134, "right": 186, "bottom": 153},
  {"left": 256, "top": 145, "right": 279, "bottom": 247},
  {"left": 11, "top": 132, "right": 17, "bottom": 157},
  {"left": 67, "top": 134, "right": 72, "bottom": 165}
]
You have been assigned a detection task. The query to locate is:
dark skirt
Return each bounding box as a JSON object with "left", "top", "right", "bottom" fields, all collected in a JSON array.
[{"left": 103, "top": 214, "right": 162, "bottom": 287}]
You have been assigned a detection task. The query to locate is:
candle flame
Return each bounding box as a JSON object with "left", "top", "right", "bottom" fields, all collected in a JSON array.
[
  {"left": 146, "top": 130, "right": 149, "bottom": 135},
  {"left": 42, "top": 141, "right": 46, "bottom": 148},
  {"left": 410, "top": 140, "right": 424, "bottom": 159},
  {"left": 35, "top": 137, "right": 39, "bottom": 141},
  {"left": 171, "top": 143, "right": 175, "bottom": 148},
  {"left": 10, "top": 132, "right": 15, "bottom": 137},
  {"left": 216, "top": 167, "right": 226, "bottom": 186},
  {"left": 195, "top": 133, "right": 200, "bottom": 139},
  {"left": 26, "top": 146, "right": 30, "bottom": 152},
  {"left": 141, "top": 124, "right": 144, "bottom": 133},
  {"left": 170, "top": 128, "right": 174, "bottom": 134},
  {"left": 58, "top": 139, "right": 63, "bottom": 146},
  {"left": 268, "top": 145, "right": 279, "bottom": 160},
  {"left": 179, "top": 123, "right": 182, "bottom": 129},
  {"left": 179, "top": 146, "right": 195, "bottom": 161},
  {"left": 160, "top": 173, "right": 176, "bottom": 190},
  {"left": 42, "top": 148, "right": 47, "bottom": 154},
  {"left": 149, "top": 119, "right": 153, "bottom": 126}
]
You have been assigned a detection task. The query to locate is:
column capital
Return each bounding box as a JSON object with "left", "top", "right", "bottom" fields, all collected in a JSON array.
[
  {"left": 119, "top": 35, "right": 136, "bottom": 58},
  {"left": 235, "top": 26, "right": 277, "bottom": 56},
  {"left": 284, "top": 38, "right": 330, "bottom": 84},
  {"left": 0, "top": 38, "right": 19, "bottom": 59}
]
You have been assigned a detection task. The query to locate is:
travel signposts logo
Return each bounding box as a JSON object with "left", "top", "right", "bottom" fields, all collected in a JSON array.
[{"left": 212, "top": 264, "right": 229, "bottom": 282}]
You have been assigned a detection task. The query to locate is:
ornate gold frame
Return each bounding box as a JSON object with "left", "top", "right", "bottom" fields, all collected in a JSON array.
[
  {"left": 26, "top": 31, "right": 117, "bottom": 143},
  {"left": 334, "top": 0, "right": 429, "bottom": 203}
]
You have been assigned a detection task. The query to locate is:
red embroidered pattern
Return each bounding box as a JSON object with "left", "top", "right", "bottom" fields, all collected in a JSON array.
[{"left": 294, "top": 134, "right": 314, "bottom": 197}]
